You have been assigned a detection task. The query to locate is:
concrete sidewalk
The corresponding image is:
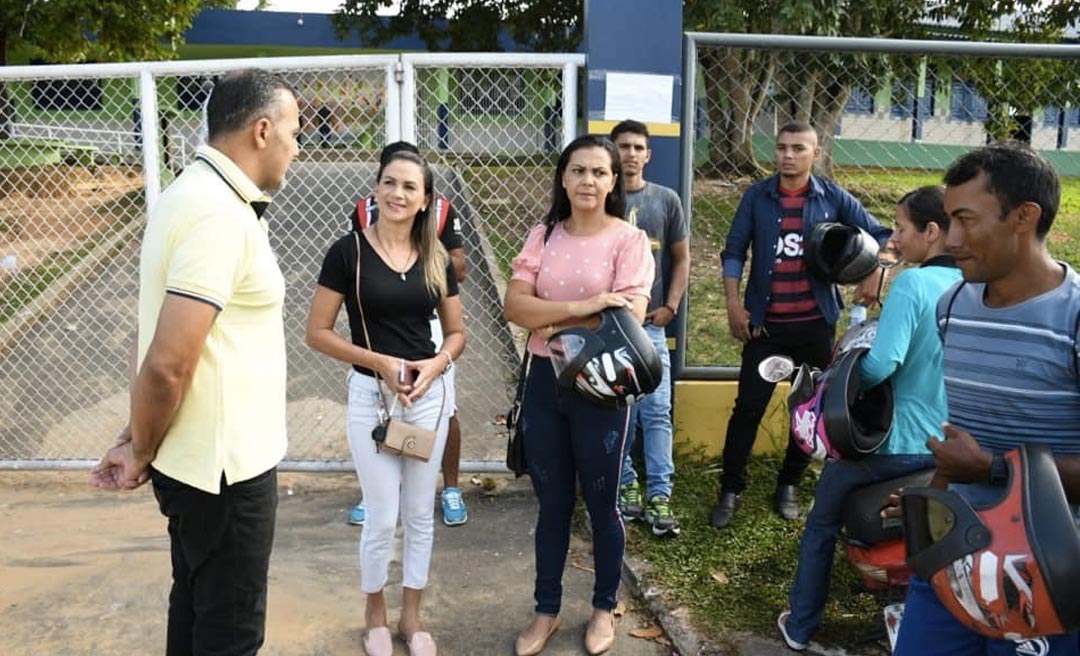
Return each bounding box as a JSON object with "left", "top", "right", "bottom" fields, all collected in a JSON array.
[{"left": 0, "top": 471, "right": 674, "bottom": 656}]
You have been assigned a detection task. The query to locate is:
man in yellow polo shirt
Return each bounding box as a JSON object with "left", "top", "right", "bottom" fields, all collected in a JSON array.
[{"left": 91, "top": 69, "right": 300, "bottom": 655}]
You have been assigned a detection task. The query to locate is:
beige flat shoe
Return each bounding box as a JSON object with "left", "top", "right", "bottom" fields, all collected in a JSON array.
[
  {"left": 515, "top": 615, "right": 561, "bottom": 656},
  {"left": 362, "top": 626, "right": 393, "bottom": 656},
  {"left": 401, "top": 630, "right": 437, "bottom": 656},
  {"left": 584, "top": 613, "right": 615, "bottom": 656}
]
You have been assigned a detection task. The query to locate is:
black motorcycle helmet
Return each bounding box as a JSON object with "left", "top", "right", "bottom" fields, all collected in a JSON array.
[
  {"left": 547, "top": 307, "right": 662, "bottom": 408},
  {"left": 805, "top": 222, "right": 881, "bottom": 284},
  {"left": 790, "top": 346, "right": 894, "bottom": 460}
]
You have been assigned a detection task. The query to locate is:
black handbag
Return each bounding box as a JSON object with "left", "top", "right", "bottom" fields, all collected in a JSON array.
[
  {"left": 505, "top": 223, "right": 553, "bottom": 477},
  {"left": 505, "top": 341, "right": 532, "bottom": 477}
]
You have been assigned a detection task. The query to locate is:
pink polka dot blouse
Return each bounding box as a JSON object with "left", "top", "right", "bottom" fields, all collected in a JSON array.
[{"left": 510, "top": 220, "right": 654, "bottom": 356}]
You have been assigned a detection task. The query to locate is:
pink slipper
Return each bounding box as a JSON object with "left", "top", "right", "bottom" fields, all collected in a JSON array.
[
  {"left": 403, "top": 630, "right": 437, "bottom": 656},
  {"left": 362, "top": 626, "right": 393, "bottom": 656}
]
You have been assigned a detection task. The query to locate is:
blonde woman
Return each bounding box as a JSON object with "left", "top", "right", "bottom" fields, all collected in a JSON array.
[{"left": 306, "top": 150, "right": 464, "bottom": 656}]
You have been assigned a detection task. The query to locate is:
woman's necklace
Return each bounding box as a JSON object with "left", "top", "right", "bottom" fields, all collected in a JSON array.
[{"left": 372, "top": 223, "right": 414, "bottom": 282}]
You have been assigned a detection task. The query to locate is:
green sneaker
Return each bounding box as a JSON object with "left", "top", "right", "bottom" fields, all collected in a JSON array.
[
  {"left": 645, "top": 495, "right": 681, "bottom": 537},
  {"left": 618, "top": 481, "right": 644, "bottom": 521}
]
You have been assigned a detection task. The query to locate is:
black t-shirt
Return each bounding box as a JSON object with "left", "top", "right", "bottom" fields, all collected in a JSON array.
[{"left": 317, "top": 233, "right": 459, "bottom": 376}]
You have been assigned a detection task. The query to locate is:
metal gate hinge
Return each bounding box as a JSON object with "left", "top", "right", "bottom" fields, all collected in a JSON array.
[{"left": 393, "top": 61, "right": 405, "bottom": 84}]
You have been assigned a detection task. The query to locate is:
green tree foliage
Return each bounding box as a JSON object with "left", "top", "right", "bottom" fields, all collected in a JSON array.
[
  {"left": 687, "top": 0, "right": 1080, "bottom": 178},
  {"left": 331, "top": 0, "right": 582, "bottom": 52},
  {"left": 0, "top": 1, "right": 238, "bottom": 67},
  {"left": 0, "top": 1, "right": 237, "bottom": 137}
]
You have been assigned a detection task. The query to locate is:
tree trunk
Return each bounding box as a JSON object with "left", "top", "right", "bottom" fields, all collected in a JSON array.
[
  {"left": 701, "top": 48, "right": 770, "bottom": 178},
  {"left": 812, "top": 82, "right": 851, "bottom": 179}
]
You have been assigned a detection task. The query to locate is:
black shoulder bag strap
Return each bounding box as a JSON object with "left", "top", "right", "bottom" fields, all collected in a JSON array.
[{"left": 507, "top": 223, "right": 557, "bottom": 458}]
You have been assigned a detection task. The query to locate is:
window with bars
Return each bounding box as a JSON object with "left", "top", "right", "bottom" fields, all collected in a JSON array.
[
  {"left": 176, "top": 76, "right": 214, "bottom": 112},
  {"left": 950, "top": 80, "right": 989, "bottom": 122},
  {"left": 457, "top": 69, "right": 526, "bottom": 116},
  {"left": 891, "top": 79, "right": 937, "bottom": 118},
  {"left": 844, "top": 86, "right": 875, "bottom": 116},
  {"left": 1043, "top": 106, "right": 1080, "bottom": 127},
  {"left": 31, "top": 77, "right": 103, "bottom": 111}
]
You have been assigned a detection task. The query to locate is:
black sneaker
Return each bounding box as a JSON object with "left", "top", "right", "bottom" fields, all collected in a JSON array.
[{"left": 644, "top": 495, "right": 680, "bottom": 537}]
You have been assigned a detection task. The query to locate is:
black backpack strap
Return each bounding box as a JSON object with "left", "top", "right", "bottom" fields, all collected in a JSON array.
[
  {"left": 941, "top": 281, "right": 967, "bottom": 340},
  {"left": 1073, "top": 304, "right": 1080, "bottom": 388}
]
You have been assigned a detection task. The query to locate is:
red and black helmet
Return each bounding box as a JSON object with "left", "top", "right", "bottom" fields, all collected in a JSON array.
[{"left": 901, "top": 444, "right": 1080, "bottom": 640}]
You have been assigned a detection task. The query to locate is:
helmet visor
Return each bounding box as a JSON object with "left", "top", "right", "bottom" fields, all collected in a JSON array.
[
  {"left": 548, "top": 332, "right": 588, "bottom": 380},
  {"left": 902, "top": 487, "right": 990, "bottom": 581}
]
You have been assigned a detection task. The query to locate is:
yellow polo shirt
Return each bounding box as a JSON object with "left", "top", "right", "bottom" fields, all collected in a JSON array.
[{"left": 138, "top": 145, "right": 287, "bottom": 494}]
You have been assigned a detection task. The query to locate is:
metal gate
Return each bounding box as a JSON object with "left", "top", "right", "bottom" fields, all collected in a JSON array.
[{"left": 0, "top": 52, "right": 583, "bottom": 470}]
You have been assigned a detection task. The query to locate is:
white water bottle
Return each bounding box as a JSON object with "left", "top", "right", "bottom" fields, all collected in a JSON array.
[{"left": 849, "top": 303, "right": 867, "bottom": 328}]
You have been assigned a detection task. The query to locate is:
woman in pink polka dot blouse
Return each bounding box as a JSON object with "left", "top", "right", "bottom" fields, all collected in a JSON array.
[{"left": 504, "top": 134, "right": 654, "bottom": 656}]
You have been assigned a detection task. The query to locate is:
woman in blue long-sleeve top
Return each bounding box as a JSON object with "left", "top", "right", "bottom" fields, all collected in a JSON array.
[{"left": 777, "top": 186, "right": 963, "bottom": 650}]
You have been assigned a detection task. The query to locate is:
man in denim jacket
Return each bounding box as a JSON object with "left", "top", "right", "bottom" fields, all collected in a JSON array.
[{"left": 711, "top": 122, "right": 891, "bottom": 529}]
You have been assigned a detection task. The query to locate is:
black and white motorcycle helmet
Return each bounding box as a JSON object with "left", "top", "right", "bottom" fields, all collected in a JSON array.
[
  {"left": 805, "top": 222, "right": 881, "bottom": 284},
  {"left": 547, "top": 307, "right": 662, "bottom": 408}
]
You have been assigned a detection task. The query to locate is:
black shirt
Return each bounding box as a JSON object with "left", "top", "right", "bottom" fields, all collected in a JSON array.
[{"left": 317, "top": 233, "right": 459, "bottom": 376}]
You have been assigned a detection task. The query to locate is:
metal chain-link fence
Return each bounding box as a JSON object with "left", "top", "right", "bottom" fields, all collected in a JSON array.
[
  {"left": 681, "top": 35, "right": 1080, "bottom": 370},
  {"left": 0, "top": 53, "right": 581, "bottom": 469}
]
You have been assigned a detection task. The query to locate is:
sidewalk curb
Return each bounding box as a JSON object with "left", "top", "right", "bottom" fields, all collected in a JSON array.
[
  {"left": 621, "top": 548, "right": 873, "bottom": 656},
  {"left": 621, "top": 549, "right": 724, "bottom": 655}
]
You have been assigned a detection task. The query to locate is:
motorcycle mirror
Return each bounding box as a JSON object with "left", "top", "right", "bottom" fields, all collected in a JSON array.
[{"left": 758, "top": 355, "right": 796, "bottom": 383}]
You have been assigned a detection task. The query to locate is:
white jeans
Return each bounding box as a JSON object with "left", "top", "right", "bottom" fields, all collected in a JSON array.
[{"left": 346, "top": 370, "right": 452, "bottom": 592}]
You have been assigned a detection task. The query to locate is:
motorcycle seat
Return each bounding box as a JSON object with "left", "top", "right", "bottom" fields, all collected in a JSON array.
[{"left": 841, "top": 469, "right": 934, "bottom": 546}]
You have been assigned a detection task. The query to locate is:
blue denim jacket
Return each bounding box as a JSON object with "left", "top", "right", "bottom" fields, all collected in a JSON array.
[{"left": 721, "top": 174, "right": 891, "bottom": 326}]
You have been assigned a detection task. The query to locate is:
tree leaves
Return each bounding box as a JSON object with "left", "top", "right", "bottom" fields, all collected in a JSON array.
[{"left": 332, "top": 0, "right": 582, "bottom": 52}]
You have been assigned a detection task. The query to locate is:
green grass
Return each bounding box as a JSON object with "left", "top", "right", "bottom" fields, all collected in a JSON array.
[{"left": 626, "top": 452, "right": 890, "bottom": 652}]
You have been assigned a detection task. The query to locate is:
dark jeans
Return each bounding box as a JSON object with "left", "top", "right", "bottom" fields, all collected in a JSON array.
[
  {"left": 151, "top": 467, "right": 278, "bottom": 656},
  {"left": 521, "top": 357, "right": 630, "bottom": 615},
  {"left": 721, "top": 318, "right": 835, "bottom": 494}
]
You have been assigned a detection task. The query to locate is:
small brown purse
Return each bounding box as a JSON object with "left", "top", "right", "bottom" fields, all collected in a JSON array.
[
  {"left": 353, "top": 233, "right": 443, "bottom": 461},
  {"left": 381, "top": 397, "right": 438, "bottom": 461}
]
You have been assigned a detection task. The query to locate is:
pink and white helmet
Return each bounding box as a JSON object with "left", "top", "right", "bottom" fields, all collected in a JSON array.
[{"left": 788, "top": 346, "right": 894, "bottom": 461}]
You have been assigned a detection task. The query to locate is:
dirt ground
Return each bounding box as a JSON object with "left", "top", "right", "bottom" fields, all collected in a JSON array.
[
  {"left": 0, "top": 470, "right": 672, "bottom": 656},
  {"left": 0, "top": 164, "right": 142, "bottom": 274}
]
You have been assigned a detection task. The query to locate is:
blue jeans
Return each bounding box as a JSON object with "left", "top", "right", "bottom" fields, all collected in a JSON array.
[
  {"left": 621, "top": 324, "right": 674, "bottom": 500},
  {"left": 785, "top": 454, "right": 935, "bottom": 643},
  {"left": 522, "top": 357, "right": 630, "bottom": 615},
  {"left": 895, "top": 576, "right": 1080, "bottom": 656}
]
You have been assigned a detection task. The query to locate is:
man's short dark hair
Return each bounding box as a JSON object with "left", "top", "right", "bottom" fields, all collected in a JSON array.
[
  {"left": 380, "top": 140, "right": 420, "bottom": 167},
  {"left": 943, "top": 141, "right": 1060, "bottom": 237},
  {"left": 777, "top": 122, "right": 818, "bottom": 140},
  {"left": 205, "top": 69, "right": 295, "bottom": 141},
  {"left": 610, "top": 119, "right": 649, "bottom": 144}
]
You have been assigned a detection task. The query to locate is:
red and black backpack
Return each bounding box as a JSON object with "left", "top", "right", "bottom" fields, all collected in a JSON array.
[{"left": 354, "top": 195, "right": 451, "bottom": 237}]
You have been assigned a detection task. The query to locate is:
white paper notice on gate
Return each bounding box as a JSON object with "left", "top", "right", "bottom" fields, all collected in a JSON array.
[{"left": 603, "top": 72, "right": 673, "bottom": 124}]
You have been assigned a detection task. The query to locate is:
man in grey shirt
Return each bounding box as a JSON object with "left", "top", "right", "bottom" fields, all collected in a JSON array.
[{"left": 610, "top": 119, "right": 690, "bottom": 537}]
